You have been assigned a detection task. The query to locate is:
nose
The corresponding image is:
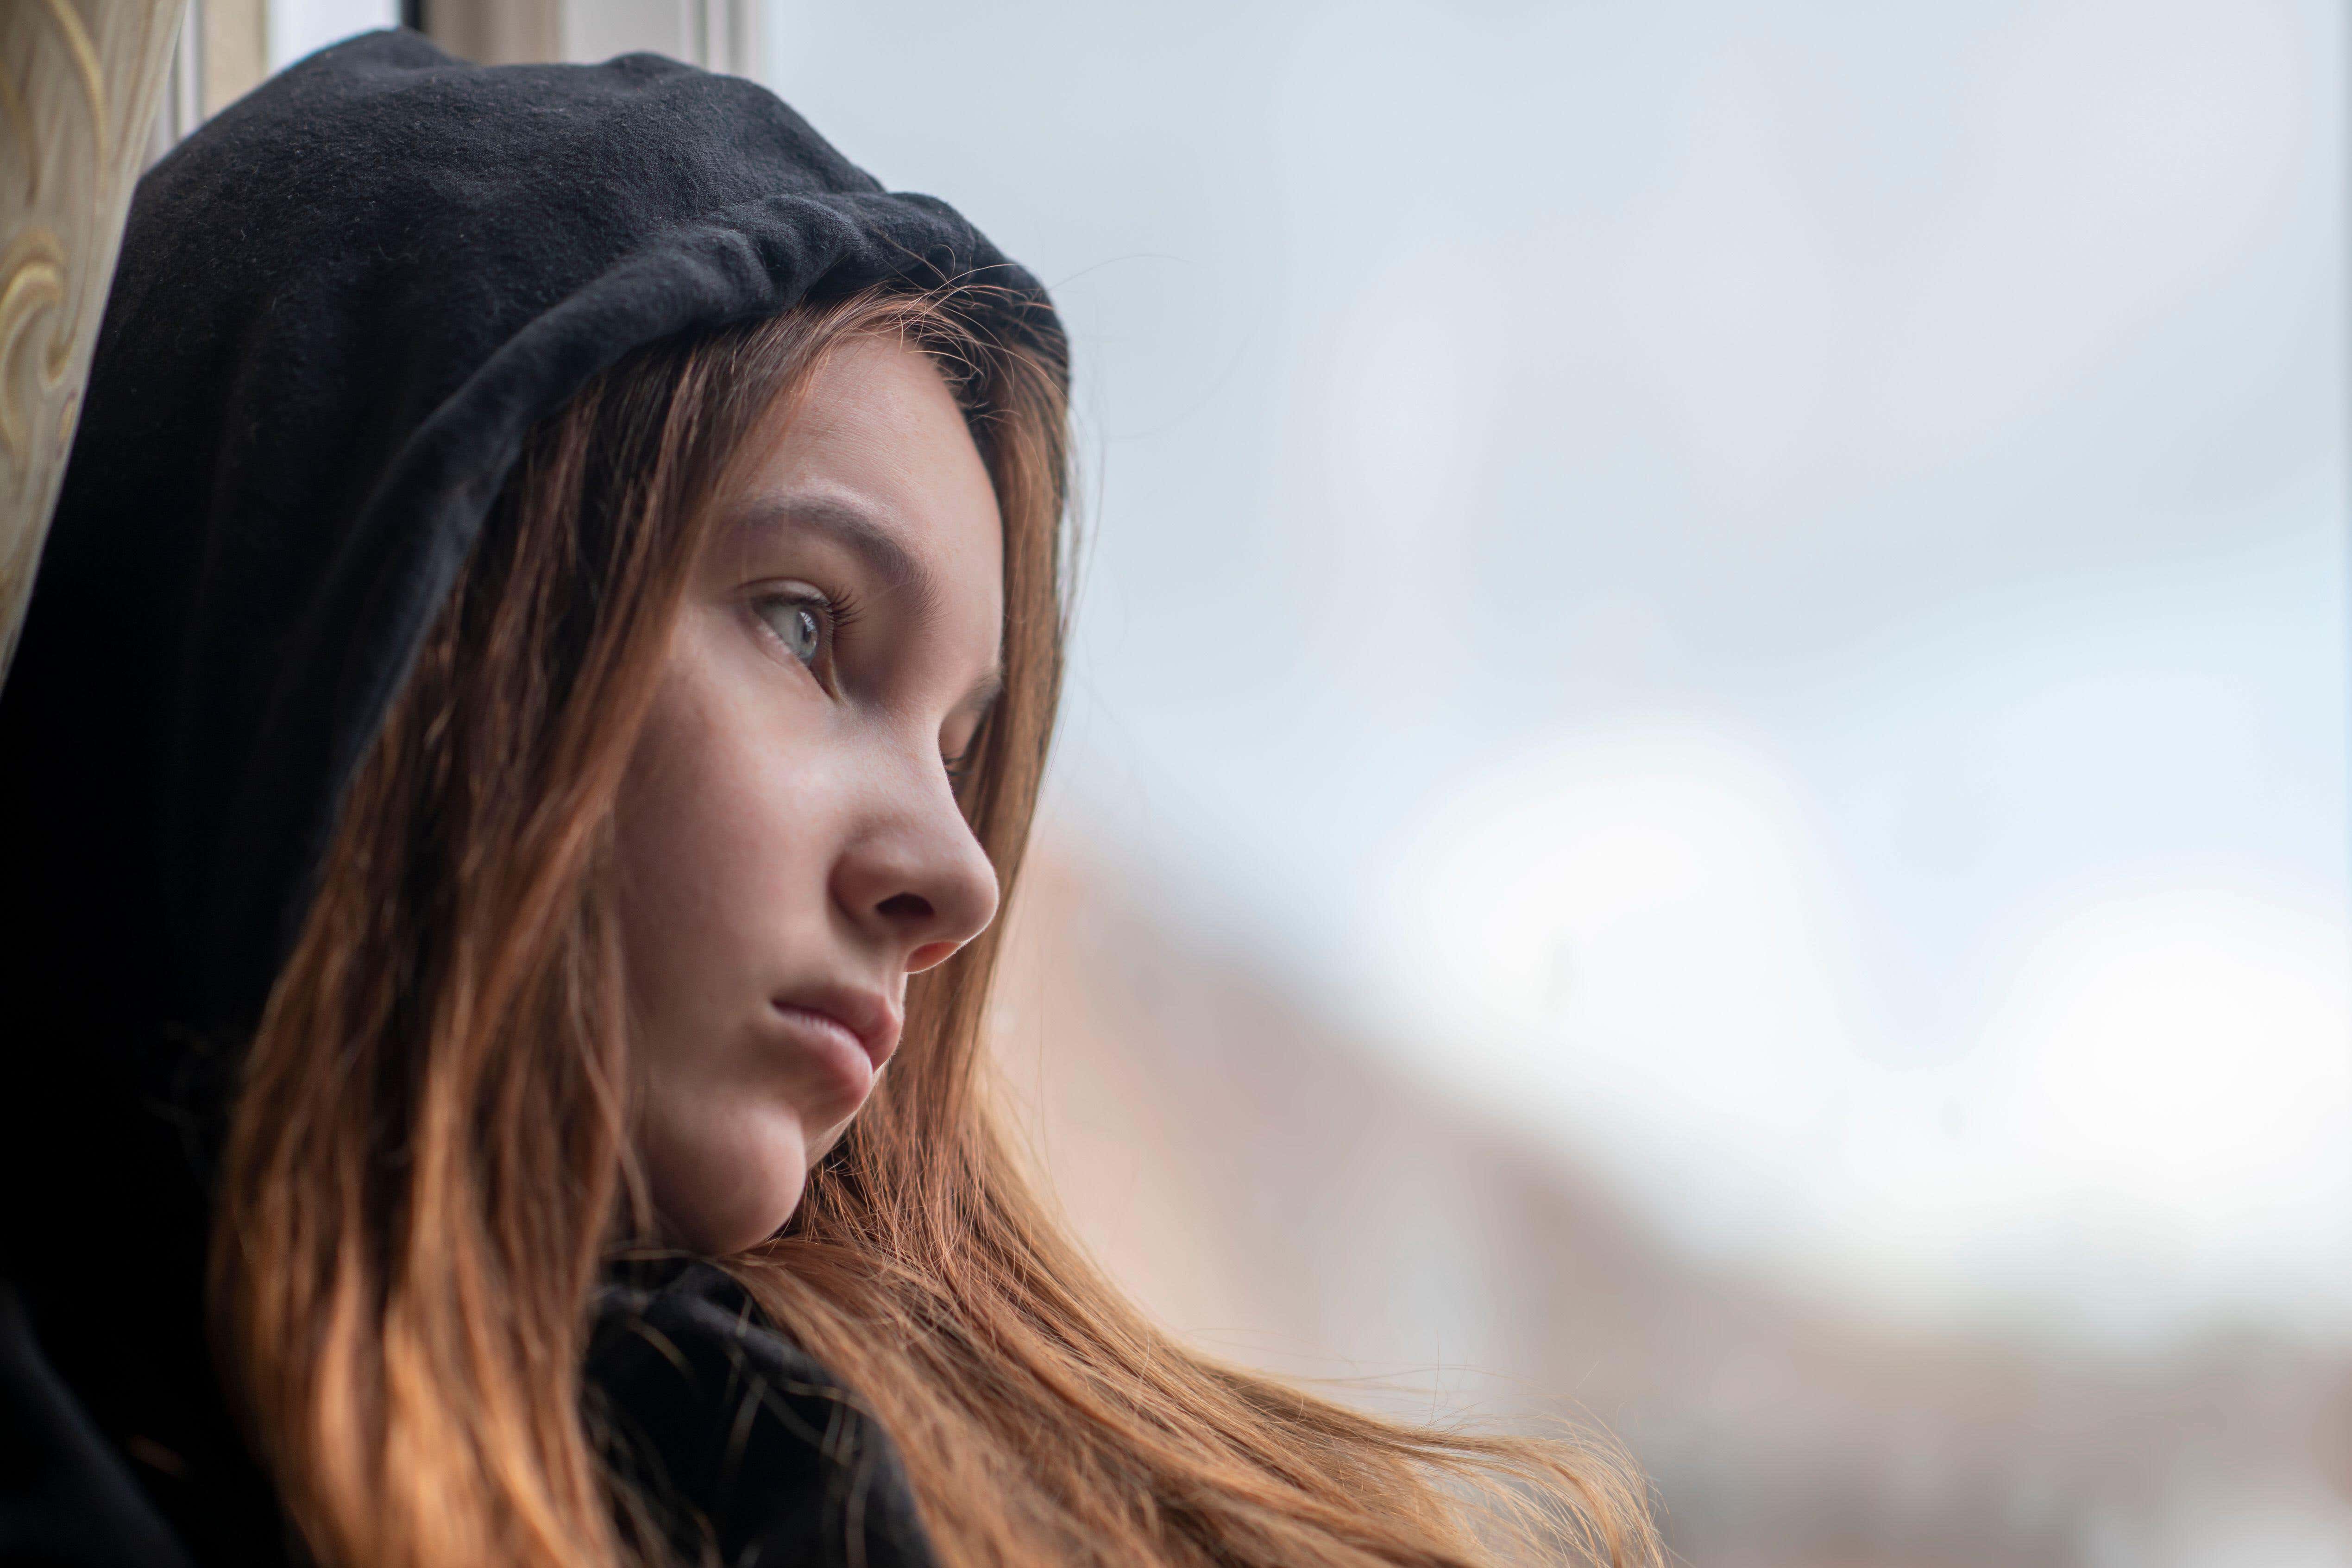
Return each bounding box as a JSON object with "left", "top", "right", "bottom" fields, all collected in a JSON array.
[{"left": 829, "top": 758, "right": 1000, "bottom": 974}]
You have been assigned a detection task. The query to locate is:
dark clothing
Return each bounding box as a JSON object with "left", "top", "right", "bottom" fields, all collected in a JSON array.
[
  {"left": 0, "top": 28, "right": 1057, "bottom": 1566},
  {"left": 590, "top": 1262, "right": 935, "bottom": 1568}
]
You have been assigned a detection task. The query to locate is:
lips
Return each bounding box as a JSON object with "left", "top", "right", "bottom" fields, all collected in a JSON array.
[{"left": 770, "top": 982, "right": 899, "bottom": 1071}]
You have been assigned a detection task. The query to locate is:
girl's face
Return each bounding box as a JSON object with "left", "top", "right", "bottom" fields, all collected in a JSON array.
[{"left": 615, "top": 335, "right": 1005, "bottom": 1255}]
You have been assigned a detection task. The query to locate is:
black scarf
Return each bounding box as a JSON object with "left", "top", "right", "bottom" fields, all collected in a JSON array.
[{"left": 0, "top": 29, "right": 1058, "bottom": 1566}]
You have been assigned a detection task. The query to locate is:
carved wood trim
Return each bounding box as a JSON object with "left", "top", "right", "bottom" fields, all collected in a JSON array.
[{"left": 0, "top": 0, "right": 182, "bottom": 680}]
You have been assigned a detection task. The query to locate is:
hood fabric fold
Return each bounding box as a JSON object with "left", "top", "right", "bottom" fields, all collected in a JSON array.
[{"left": 0, "top": 30, "right": 1057, "bottom": 1563}]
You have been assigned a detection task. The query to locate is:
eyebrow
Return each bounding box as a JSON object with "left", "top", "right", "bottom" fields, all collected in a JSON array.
[
  {"left": 736, "top": 492, "right": 935, "bottom": 613},
  {"left": 734, "top": 491, "right": 1004, "bottom": 715}
]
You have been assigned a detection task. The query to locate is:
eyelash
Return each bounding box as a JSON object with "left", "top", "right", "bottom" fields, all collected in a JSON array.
[
  {"left": 754, "top": 585, "right": 984, "bottom": 788},
  {"left": 753, "top": 583, "right": 862, "bottom": 687}
]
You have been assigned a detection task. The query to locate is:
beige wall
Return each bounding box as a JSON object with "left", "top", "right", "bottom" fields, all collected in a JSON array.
[
  {"left": 200, "top": 0, "right": 264, "bottom": 115},
  {"left": 423, "top": 0, "right": 755, "bottom": 71}
]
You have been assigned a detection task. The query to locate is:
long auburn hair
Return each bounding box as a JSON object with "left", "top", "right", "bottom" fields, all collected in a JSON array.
[{"left": 214, "top": 283, "right": 1660, "bottom": 1568}]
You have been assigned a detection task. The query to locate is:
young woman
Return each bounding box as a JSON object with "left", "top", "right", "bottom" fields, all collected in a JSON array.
[{"left": 0, "top": 30, "right": 1657, "bottom": 1568}]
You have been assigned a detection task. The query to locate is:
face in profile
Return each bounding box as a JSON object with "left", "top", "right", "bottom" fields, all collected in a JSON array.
[{"left": 614, "top": 335, "right": 1006, "bottom": 1256}]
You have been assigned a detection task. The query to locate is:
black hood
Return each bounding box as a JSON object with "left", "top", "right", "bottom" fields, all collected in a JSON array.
[{"left": 0, "top": 30, "right": 1056, "bottom": 1561}]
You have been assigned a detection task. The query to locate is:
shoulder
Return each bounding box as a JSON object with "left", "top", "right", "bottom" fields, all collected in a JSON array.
[{"left": 586, "top": 1261, "right": 933, "bottom": 1568}]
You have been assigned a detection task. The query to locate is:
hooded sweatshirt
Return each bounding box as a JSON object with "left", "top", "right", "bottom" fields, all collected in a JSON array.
[{"left": 0, "top": 29, "right": 1059, "bottom": 1567}]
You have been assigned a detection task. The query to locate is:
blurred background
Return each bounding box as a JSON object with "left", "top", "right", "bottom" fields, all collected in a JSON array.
[{"left": 207, "top": 1, "right": 2352, "bottom": 1561}]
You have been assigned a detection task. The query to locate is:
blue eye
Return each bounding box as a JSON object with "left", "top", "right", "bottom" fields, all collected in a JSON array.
[
  {"left": 777, "top": 603, "right": 821, "bottom": 663},
  {"left": 757, "top": 589, "right": 831, "bottom": 668}
]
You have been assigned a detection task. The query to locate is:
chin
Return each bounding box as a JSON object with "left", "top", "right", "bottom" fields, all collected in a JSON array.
[{"left": 641, "top": 1116, "right": 813, "bottom": 1257}]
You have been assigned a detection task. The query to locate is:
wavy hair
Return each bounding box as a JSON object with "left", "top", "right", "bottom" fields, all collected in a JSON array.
[{"left": 214, "top": 283, "right": 1660, "bottom": 1568}]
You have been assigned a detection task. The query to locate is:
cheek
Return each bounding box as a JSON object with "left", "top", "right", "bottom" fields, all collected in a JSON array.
[
  {"left": 612, "top": 632, "right": 850, "bottom": 1251},
  {"left": 616, "top": 662, "right": 816, "bottom": 1017}
]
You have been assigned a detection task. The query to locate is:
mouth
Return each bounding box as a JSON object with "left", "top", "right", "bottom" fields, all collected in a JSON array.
[{"left": 769, "top": 983, "right": 900, "bottom": 1073}]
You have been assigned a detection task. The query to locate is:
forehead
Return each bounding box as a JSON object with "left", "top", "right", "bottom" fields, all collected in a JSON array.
[{"left": 732, "top": 334, "right": 1004, "bottom": 630}]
